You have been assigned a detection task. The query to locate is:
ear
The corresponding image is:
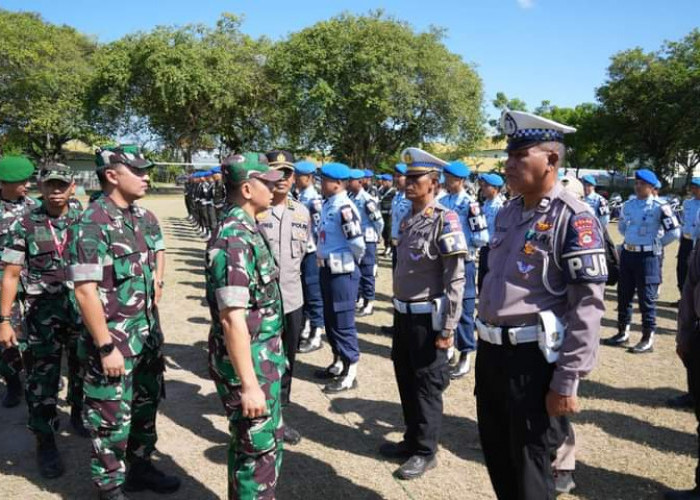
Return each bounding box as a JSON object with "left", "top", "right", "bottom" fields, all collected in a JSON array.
[
  {"left": 241, "top": 181, "right": 253, "bottom": 200},
  {"left": 547, "top": 150, "right": 559, "bottom": 169},
  {"left": 104, "top": 167, "right": 119, "bottom": 186}
]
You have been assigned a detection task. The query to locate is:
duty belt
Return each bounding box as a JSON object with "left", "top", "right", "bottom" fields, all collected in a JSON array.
[
  {"left": 683, "top": 233, "right": 694, "bottom": 240},
  {"left": 475, "top": 318, "right": 538, "bottom": 346},
  {"left": 623, "top": 244, "right": 654, "bottom": 252},
  {"left": 392, "top": 298, "right": 433, "bottom": 315}
]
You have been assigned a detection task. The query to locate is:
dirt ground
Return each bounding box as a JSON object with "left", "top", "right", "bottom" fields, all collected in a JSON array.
[{"left": 1, "top": 196, "right": 697, "bottom": 499}]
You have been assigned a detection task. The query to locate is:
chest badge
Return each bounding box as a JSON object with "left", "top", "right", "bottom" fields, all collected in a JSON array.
[
  {"left": 535, "top": 221, "right": 552, "bottom": 231},
  {"left": 522, "top": 242, "right": 536, "bottom": 255},
  {"left": 517, "top": 261, "right": 535, "bottom": 279}
]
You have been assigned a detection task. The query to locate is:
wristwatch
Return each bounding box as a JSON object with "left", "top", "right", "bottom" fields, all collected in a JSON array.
[
  {"left": 0, "top": 315, "right": 10, "bottom": 323},
  {"left": 440, "top": 329, "right": 452, "bottom": 339},
  {"left": 98, "top": 343, "right": 115, "bottom": 357}
]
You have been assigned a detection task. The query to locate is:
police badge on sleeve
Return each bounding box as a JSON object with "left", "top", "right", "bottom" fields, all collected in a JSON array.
[{"left": 561, "top": 214, "right": 608, "bottom": 284}]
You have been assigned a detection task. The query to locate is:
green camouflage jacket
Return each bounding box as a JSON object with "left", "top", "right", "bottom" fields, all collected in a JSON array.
[
  {"left": 2, "top": 204, "right": 83, "bottom": 297},
  {"left": 67, "top": 195, "right": 164, "bottom": 357},
  {"left": 205, "top": 205, "right": 285, "bottom": 385}
]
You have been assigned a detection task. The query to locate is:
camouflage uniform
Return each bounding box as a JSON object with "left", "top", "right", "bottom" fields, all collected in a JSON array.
[
  {"left": 0, "top": 195, "right": 40, "bottom": 382},
  {"left": 205, "top": 205, "right": 285, "bottom": 500},
  {"left": 67, "top": 195, "right": 166, "bottom": 492},
  {"left": 2, "top": 204, "right": 84, "bottom": 436}
]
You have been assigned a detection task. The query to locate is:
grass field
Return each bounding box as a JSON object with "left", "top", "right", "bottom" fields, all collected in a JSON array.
[{"left": 0, "top": 196, "right": 695, "bottom": 499}]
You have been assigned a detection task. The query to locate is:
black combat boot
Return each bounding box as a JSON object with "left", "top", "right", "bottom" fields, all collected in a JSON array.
[
  {"left": 124, "top": 458, "right": 181, "bottom": 494},
  {"left": 629, "top": 330, "right": 654, "bottom": 354},
  {"left": 601, "top": 325, "right": 630, "bottom": 346},
  {"left": 1, "top": 373, "right": 22, "bottom": 408},
  {"left": 70, "top": 405, "right": 90, "bottom": 438},
  {"left": 37, "top": 434, "right": 65, "bottom": 478},
  {"left": 98, "top": 487, "right": 130, "bottom": 500},
  {"left": 395, "top": 455, "right": 437, "bottom": 480}
]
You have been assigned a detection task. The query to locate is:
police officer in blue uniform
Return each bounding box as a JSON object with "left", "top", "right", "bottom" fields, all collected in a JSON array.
[
  {"left": 437, "top": 161, "right": 488, "bottom": 379},
  {"left": 603, "top": 169, "right": 680, "bottom": 353},
  {"left": 678, "top": 179, "right": 700, "bottom": 295},
  {"left": 582, "top": 175, "right": 609, "bottom": 228},
  {"left": 362, "top": 169, "right": 378, "bottom": 199},
  {"left": 348, "top": 169, "right": 384, "bottom": 318},
  {"left": 477, "top": 173, "right": 505, "bottom": 291},
  {"left": 295, "top": 161, "right": 326, "bottom": 353},
  {"left": 315, "top": 163, "right": 365, "bottom": 393}
]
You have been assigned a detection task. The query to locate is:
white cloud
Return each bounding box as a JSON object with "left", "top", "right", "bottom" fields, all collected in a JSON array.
[{"left": 517, "top": 0, "right": 534, "bottom": 8}]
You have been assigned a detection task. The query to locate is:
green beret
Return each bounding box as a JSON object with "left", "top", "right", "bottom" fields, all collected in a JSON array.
[{"left": 0, "top": 156, "right": 36, "bottom": 182}]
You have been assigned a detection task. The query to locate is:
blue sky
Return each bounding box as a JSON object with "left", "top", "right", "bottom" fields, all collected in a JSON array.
[{"left": 3, "top": 0, "right": 699, "bottom": 116}]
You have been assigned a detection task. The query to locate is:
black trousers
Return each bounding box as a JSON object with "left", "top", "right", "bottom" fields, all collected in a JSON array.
[
  {"left": 678, "top": 237, "right": 694, "bottom": 293},
  {"left": 685, "top": 335, "right": 700, "bottom": 488},
  {"left": 281, "top": 307, "right": 304, "bottom": 406},
  {"left": 477, "top": 246, "right": 490, "bottom": 294},
  {"left": 475, "top": 339, "right": 567, "bottom": 500},
  {"left": 392, "top": 310, "right": 450, "bottom": 457}
]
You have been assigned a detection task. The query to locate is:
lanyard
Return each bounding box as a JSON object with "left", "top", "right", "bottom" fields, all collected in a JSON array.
[{"left": 47, "top": 219, "right": 67, "bottom": 258}]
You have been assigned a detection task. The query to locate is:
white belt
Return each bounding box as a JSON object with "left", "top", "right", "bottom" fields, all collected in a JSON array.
[
  {"left": 393, "top": 298, "right": 433, "bottom": 315},
  {"left": 683, "top": 233, "right": 694, "bottom": 240},
  {"left": 475, "top": 317, "right": 538, "bottom": 346},
  {"left": 623, "top": 244, "right": 654, "bottom": 252}
]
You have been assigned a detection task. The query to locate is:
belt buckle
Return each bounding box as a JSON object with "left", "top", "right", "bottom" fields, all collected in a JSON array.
[{"left": 508, "top": 328, "right": 518, "bottom": 346}]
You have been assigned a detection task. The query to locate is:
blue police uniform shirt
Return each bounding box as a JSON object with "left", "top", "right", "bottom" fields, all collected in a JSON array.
[
  {"left": 584, "top": 192, "right": 610, "bottom": 228},
  {"left": 680, "top": 198, "right": 700, "bottom": 240},
  {"left": 436, "top": 189, "right": 488, "bottom": 251},
  {"left": 349, "top": 188, "right": 384, "bottom": 243},
  {"left": 482, "top": 194, "right": 506, "bottom": 240},
  {"left": 618, "top": 196, "right": 681, "bottom": 247},
  {"left": 298, "top": 184, "right": 323, "bottom": 244},
  {"left": 318, "top": 190, "right": 366, "bottom": 262},
  {"left": 391, "top": 190, "right": 411, "bottom": 242}
]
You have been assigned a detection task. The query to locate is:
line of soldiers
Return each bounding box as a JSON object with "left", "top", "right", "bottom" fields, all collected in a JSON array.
[
  {"left": 0, "top": 147, "right": 180, "bottom": 500},
  {"left": 184, "top": 167, "right": 226, "bottom": 239}
]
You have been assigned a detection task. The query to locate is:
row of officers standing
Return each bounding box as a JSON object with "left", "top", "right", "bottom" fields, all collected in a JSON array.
[
  {"left": 0, "top": 107, "right": 699, "bottom": 500},
  {"left": 201, "top": 109, "right": 609, "bottom": 500}
]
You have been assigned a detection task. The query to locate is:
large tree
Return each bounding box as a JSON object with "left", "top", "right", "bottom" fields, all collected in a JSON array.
[
  {"left": 596, "top": 31, "right": 700, "bottom": 180},
  {"left": 267, "top": 12, "right": 484, "bottom": 168},
  {"left": 0, "top": 10, "right": 97, "bottom": 160},
  {"left": 88, "top": 13, "right": 271, "bottom": 162}
]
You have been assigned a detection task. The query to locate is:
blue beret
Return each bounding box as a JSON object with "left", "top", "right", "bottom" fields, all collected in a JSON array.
[
  {"left": 635, "top": 169, "right": 659, "bottom": 187},
  {"left": 691, "top": 178, "right": 700, "bottom": 187},
  {"left": 294, "top": 161, "right": 316, "bottom": 175},
  {"left": 363, "top": 169, "right": 373, "bottom": 178},
  {"left": 380, "top": 174, "right": 393, "bottom": 181},
  {"left": 211, "top": 166, "right": 221, "bottom": 174},
  {"left": 395, "top": 163, "right": 407, "bottom": 175},
  {"left": 321, "top": 163, "right": 351, "bottom": 180},
  {"left": 444, "top": 161, "right": 470, "bottom": 179},
  {"left": 349, "top": 169, "right": 365, "bottom": 180},
  {"left": 581, "top": 175, "right": 596, "bottom": 186},
  {"left": 481, "top": 173, "right": 504, "bottom": 187}
]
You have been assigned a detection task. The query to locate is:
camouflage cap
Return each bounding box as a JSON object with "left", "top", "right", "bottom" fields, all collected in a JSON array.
[
  {"left": 96, "top": 145, "right": 153, "bottom": 170},
  {"left": 0, "top": 155, "right": 35, "bottom": 182},
  {"left": 222, "top": 152, "right": 284, "bottom": 184},
  {"left": 39, "top": 162, "right": 73, "bottom": 183}
]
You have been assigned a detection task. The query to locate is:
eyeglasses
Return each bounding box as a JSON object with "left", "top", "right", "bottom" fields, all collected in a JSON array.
[{"left": 279, "top": 169, "right": 294, "bottom": 180}]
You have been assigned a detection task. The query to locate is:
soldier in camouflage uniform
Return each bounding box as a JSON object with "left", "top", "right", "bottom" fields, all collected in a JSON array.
[
  {"left": 0, "top": 155, "right": 40, "bottom": 408},
  {"left": 68, "top": 146, "right": 179, "bottom": 500},
  {"left": 205, "top": 152, "right": 286, "bottom": 500},
  {"left": 0, "top": 164, "right": 86, "bottom": 478}
]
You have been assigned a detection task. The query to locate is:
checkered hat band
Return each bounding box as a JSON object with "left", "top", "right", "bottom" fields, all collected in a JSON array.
[{"left": 510, "top": 129, "right": 564, "bottom": 142}]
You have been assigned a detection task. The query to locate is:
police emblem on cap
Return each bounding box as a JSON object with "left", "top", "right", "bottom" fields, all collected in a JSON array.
[
  {"left": 503, "top": 113, "right": 518, "bottom": 135},
  {"left": 277, "top": 153, "right": 286, "bottom": 163},
  {"left": 403, "top": 152, "right": 412, "bottom": 163}
]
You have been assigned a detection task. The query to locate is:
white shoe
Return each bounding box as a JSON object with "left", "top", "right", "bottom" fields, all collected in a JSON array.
[
  {"left": 357, "top": 301, "right": 374, "bottom": 317},
  {"left": 450, "top": 352, "right": 471, "bottom": 379}
]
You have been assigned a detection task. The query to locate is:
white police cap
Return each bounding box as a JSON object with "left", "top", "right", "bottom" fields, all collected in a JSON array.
[
  {"left": 400, "top": 147, "right": 448, "bottom": 176},
  {"left": 500, "top": 110, "right": 576, "bottom": 152}
]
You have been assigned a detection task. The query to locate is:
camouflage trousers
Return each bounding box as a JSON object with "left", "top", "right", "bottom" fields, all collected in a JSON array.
[
  {"left": 82, "top": 343, "right": 165, "bottom": 492},
  {"left": 0, "top": 281, "right": 23, "bottom": 381},
  {"left": 22, "top": 295, "right": 83, "bottom": 436},
  {"left": 210, "top": 353, "right": 284, "bottom": 500}
]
